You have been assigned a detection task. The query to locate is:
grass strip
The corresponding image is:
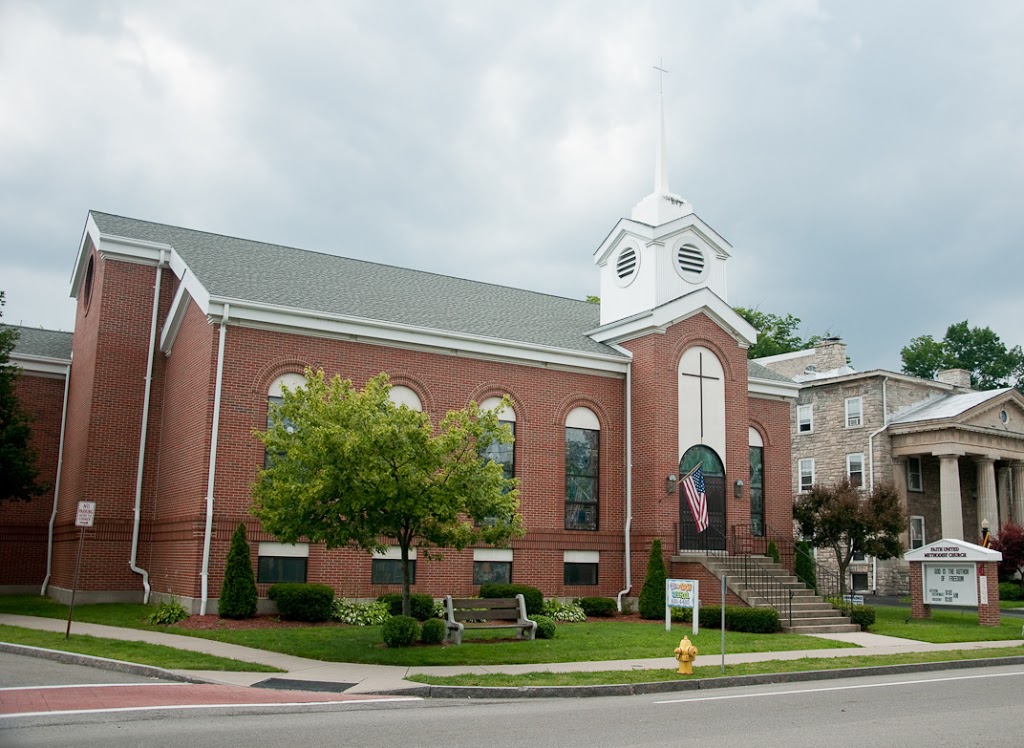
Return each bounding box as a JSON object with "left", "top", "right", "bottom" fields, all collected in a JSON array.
[
  {"left": 869, "top": 605, "right": 1024, "bottom": 642},
  {"left": 408, "top": 645, "right": 1024, "bottom": 687},
  {"left": 0, "top": 624, "right": 282, "bottom": 672}
]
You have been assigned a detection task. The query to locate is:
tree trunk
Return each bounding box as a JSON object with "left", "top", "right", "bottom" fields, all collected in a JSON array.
[{"left": 400, "top": 541, "right": 412, "bottom": 617}]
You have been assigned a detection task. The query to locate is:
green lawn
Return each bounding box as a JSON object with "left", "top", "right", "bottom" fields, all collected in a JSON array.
[
  {"left": 0, "top": 624, "right": 281, "bottom": 672},
  {"left": 869, "top": 605, "right": 1024, "bottom": 642},
  {"left": 408, "top": 645, "right": 1024, "bottom": 687}
]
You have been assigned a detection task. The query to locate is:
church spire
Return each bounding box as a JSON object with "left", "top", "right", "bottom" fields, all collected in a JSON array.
[{"left": 631, "top": 60, "right": 693, "bottom": 226}]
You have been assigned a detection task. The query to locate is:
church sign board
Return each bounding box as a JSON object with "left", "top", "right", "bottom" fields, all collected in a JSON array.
[{"left": 904, "top": 539, "right": 1002, "bottom": 613}]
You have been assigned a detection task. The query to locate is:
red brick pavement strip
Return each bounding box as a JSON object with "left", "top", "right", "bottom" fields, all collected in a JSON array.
[{"left": 0, "top": 684, "right": 419, "bottom": 717}]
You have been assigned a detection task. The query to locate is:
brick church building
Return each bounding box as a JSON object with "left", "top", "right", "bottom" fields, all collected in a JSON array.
[{"left": 3, "top": 119, "right": 798, "bottom": 614}]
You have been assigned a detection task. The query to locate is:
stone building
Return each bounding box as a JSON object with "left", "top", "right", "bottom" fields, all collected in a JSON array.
[
  {"left": 758, "top": 339, "right": 1024, "bottom": 595},
  {"left": 1, "top": 104, "right": 798, "bottom": 613}
]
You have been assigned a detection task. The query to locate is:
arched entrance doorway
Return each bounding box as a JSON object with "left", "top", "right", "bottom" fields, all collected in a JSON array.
[{"left": 679, "top": 445, "right": 726, "bottom": 551}]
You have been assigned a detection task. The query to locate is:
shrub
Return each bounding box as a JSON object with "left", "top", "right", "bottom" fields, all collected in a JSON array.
[
  {"left": 479, "top": 584, "right": 543, "bottom": 616},
  {"left": 542, "top": 599, "right": 586, "bottom": 622},
  {"left": 676, "top": 605, "right": 781, "bottom": 633},
  {"left": 532, "top": 614, "right": 556, "bottom": 639},
  {"left": 377, "top": 593, "right": 436, "bottom": 621},
  {"left": 794, "top": 541, "right": 817, "bottom": 593},
  {"left": 382, "top": 615, "right": 420, "bottom": 647},
  {"left": 268, "top": 583, "right": 335, "bottom": 622},
  {"left": 219, "top": 523, "right": 257, "bottom": 619},
  {"left": 638, "top": 539, "right": 667, "bottom": 619},
  {"left": 848, "top": 605, "right": 875, "bottom": 631},
  {"left": 766, "top": 539, "right": 781, "bottom": 564},
  {"left": 420, "top": 617, "right": 447, "bottom": 645},
  {"left": 332, "top": 598, "right": 391, "bottom": 626},
  {"left": 999, "top": 582, "right": 1023, "bottom": 601},
  {"left": 576, "top": 596, "right": 617, "bottom": 618},
  {"left": 147, "top": 599, "right": 189, "bottom": 626}
]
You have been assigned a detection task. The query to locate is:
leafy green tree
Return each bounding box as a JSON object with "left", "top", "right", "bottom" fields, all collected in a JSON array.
[
  {"left": 793, "top": 481, "right": 906, "bottom": 597},
  {"left": 734, "top": 307, "right": 821, "bottom": 359},
  {"left": 252, "top": 370, "right": 523, "bottom": 617},
  {"left": 0, "top": 291, "right": 47, "bottom": 504},
  {"left": 638, "top": 538, "right": 667, "bottom": 619},
  {"left": 219, "top": 523, "right": 257, "bottom": 619},
  {"left": 991, "top": 522, "right": 1024, "bottom": 593},
  {"left": 900, "top": 321, "right": 1024, "bottom": 390}
]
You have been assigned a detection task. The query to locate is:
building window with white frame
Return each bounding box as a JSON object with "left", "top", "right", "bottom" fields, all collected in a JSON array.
[
  {"left": 371, "top": 547, "right": 416, "bottom": 585},
  {"left": 910, "top": 515, "right": 925, "bottom": 549},
  {"left": 799, "top": 458, "right": 815, "bottom": 492},
  {"left": 845, "top": 396, "right": 863, "bottom": 428},
  {"left": 565, "top": 407, "right": 600, "bottom": 531},
  {"left": 257, "top": 542, "right": 308, "bottom": 584},
  {"left": 473, "top": 549, "right": 512, "bottom": 585},
  {"left": 907, "top": 456, "right": 923, "bottom": 492},
  {"left": 797, "top": 404, "right": 813, "bottom": 434},
  {"left": 847, "top": 453, "right": 865, "bottom": 488},
  {"left": 563, "top": 550, "right": 599, "bottom": 585}
]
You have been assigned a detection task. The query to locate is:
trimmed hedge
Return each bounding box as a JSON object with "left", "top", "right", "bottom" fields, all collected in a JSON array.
[
  {"left": 377, "top": 593, "right": 437, "bottom": 621},
  {"left": 479, "top": 584, "right": 543, "bottom": 616},
  {"left": 848, "top": 605, "right": 875, "bottom": 631},
  {"left": 532, "top": 614, "right": 556, "bottom": 639},
  {"left": 268, "top": 583, "right": 335, "bottom": 622},
  {"left": 382, "top": 615, "right": 420, "bottom": 647},
  {"left": 999, "top": 582, "right": 1024, "bottom": 601},
  {"left": 576, "top": 596, "right": 617, "bottom": 617},
  {"left": 672, "top": 605, "right": 781, "bottom": 633},
  {"left": 420, "top": 617, "right": 447, "bottom": 645}
]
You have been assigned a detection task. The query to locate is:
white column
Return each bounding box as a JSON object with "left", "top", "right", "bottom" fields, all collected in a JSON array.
[
  {"left": 939, "top": 454, "right": 964, "bottom": 540},
  {"left": 998, "top": 466, "right": 1011, "bottom": 532},
  {"left": 1013, "top": 461, "right": 1024, "bottom": 526},
  {"left": 976, "top": 457, "right": 998, "bottom": 541}
]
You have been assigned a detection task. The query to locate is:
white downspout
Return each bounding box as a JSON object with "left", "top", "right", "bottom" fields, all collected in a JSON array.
[
  {"left": 200, "top": 304, "right": 229, "bottom": 615},
  {"left": 612, "top": 344, "right": 634, "bottom": 611},
  {"left": 40, "top": 359, "right": 72, "bottom": 596},
  {"left": 128, "top": 251, "right": 165, "bottom": 603},
  {"left": 867, "top": 376, "right": 888, "bottom": 594}
]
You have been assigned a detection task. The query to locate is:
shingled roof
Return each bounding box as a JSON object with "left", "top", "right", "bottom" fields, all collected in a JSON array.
[
  {"left": 6, "top": 325, "right": 73, "bottom": 361},
  {"left": 90, "top": 211, "right": 622, "bottom": 359}
]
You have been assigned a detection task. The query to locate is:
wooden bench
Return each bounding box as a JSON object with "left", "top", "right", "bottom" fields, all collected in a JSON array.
[{"left": 444, "top": 594, "right": 537, "bottom": 645}]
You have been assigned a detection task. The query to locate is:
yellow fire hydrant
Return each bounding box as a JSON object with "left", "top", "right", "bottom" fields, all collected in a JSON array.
[{"left": 674, "top": 635, "right": 698, "bottom": 675}]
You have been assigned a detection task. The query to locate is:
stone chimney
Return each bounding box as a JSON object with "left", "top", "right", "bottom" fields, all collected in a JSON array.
[
  {"left": 814, "top": 338, "right": 847, "bottom": 373},
  {"left": 936, "top": 368, "right": 972, "bottom": 389}
]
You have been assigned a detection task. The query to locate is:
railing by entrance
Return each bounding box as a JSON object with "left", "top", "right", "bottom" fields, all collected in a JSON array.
[
  {"left": 793, "top": 542, "right": 846, "bottom": 604},
  {"left": 730, "top": 554, "right": 794, "bottom": 626}
]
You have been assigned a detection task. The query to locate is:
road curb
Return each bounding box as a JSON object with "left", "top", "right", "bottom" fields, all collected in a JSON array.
[
  {"left": 390, "top": 655, "right": 1024, "bottom": 699},
  {"left": 0, "top": 642, "right": 210, "bottom": 684}
]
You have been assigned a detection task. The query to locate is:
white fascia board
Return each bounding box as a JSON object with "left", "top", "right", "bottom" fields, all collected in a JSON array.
[
  {"left": 593, "top": 220, "right": 654, "bottom": 266},
  {"left": 159, "top": 282, "right": 193, "bottom": 355},
  {"left": 206, "top": 298, "right": 630, "bottom": 376},
  {"left": 656, "top": 215, "right": 733, "bottom": 259},
  {"left": 752, "top": 348, "right": 816, "bottom": 365},
  {"left": 69, "top": 213, "right": 101, "bottom": 299},
  {"left": 98, "top": 234, "right": 173, "bottom": 265},
  {"left": 9, "top": 354, "right": 70, "bottom": 378},
  {"left": 748, "top": 377, "right": 801, "bottom": 400},
  {"left": 587, "top": 287, "right": 757, "bottom": 347}
]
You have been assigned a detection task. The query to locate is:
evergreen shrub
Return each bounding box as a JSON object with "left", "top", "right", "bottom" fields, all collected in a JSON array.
[
  {"left": 766, "top": 539, "right": 781, "bottom": 564},
  {"left": 532, "top": 614, "right": 556, "bottom": 639},
  {"left": 377, "top": 593, "right": 437, "bottom": 621},
  {"left": 674, "top": 605, "right": 781, "bottom": 633},
  {"left": 268, "top": 583, "right": 335, "bottom": 621},
  {"left": 638, "top": 539, "right": 667, "bottom": 619},
  {"left": 848, "top": 605, "right": 875, "bottom": 631},
  {"left": 382, "top": 615, "right": 420, "bottom": 647},
  {"left": 999, "top": 582, "right": 1023, "bottom": 601},
  {"left": 479, "top": 584, "right": 543, "bottom": 616},
  {"left": 420, "top": 617, "right": 447, "bottom": 645},
  {"left": 219, "top": 523, "right": 257, "bottom": 619},
  {"left": 576, "top": 596, "right": 617, "bottom": 617},
  {"left": 795, "top": 541, "right": 817, "bottom": 592}
]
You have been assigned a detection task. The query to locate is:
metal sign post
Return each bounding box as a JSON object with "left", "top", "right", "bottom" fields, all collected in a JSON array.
[
  {"left": 66, "top": 501, "right": 95, "bottom": 640},
  {"left": 721, "top": 574, "right": 727, "bottom": 674}
]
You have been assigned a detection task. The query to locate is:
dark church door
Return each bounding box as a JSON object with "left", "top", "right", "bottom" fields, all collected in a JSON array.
[{"left": 678, "top": 445, "right": 726, "bottom": 551}]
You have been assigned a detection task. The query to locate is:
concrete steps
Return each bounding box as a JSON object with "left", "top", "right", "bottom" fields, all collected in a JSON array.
[{"left": 698, "top": 555, "right": 860, "bottom": 634}]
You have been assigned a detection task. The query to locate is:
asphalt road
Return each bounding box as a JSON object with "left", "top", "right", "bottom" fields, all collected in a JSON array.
[{"left": 4, "top": 660, "right": 1023, "bottom": 748}]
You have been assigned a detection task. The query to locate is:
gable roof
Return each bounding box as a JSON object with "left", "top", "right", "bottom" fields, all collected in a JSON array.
[
  {"left": 87, "top": 212, "right": 623, "bottom": 361},
  {"left": 889, "top": 387, "right": 1016, "bottom": 425}
]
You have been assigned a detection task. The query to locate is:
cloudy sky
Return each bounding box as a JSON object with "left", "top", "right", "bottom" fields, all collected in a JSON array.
[{"left": 1, "top": 0, "right": 1021, "bottom": 371}]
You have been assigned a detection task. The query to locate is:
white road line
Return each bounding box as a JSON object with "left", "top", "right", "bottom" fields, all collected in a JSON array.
[
  {"left": 655, "top": 669, "right": 1024, "bottom": 705},
  {"left": 0, "top": 683, "right": 191, "bottom": 692}
]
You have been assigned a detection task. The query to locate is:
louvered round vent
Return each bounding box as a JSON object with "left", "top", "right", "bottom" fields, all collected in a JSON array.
[
  {"left": 614, "top": 245, "right": 640, "bottom": 287},
  {"left": 676, "top": 244, "right": 705, "bottom": 278}
]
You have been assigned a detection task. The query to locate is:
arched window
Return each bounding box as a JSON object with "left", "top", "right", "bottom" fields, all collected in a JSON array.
[
  {"left": 389, "top": 385, "right": 422, "bottom": 411},
  {"left": 479, "top": 396, "right": 516, "bottom": 482},
  {"left": 265, "top": 373, "right": 306, "bottom": 467},
  {"left": 565, "top": 407, "right": 600, "bottom": 531},
  {"left": 749, "top": 427, "right": 765, "bottom": 537},
  {"left": 678, "top": 347, "right": 726, "bottom": 468}
]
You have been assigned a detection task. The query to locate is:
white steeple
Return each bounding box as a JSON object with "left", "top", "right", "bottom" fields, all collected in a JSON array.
[{"left": 631, "top": 63, "right": 693, "bottom": 226}]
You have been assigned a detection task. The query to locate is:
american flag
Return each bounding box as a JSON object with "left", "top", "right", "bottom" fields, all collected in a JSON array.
[{"left": 681, "top": 465, "right": 709, "bottom": 533}]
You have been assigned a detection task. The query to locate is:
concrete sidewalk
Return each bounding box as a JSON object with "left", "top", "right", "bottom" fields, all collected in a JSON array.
[{"left": 2, "top": 613, "right": 1022, "bottom": 695}]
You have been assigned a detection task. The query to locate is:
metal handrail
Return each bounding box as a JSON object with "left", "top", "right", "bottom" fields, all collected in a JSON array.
[
  {"left": 716, "top": 554, "right": 794, "bottom": 625},
  {"left": 793, "top": 543, "right": 848, "bottom": 608}
]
